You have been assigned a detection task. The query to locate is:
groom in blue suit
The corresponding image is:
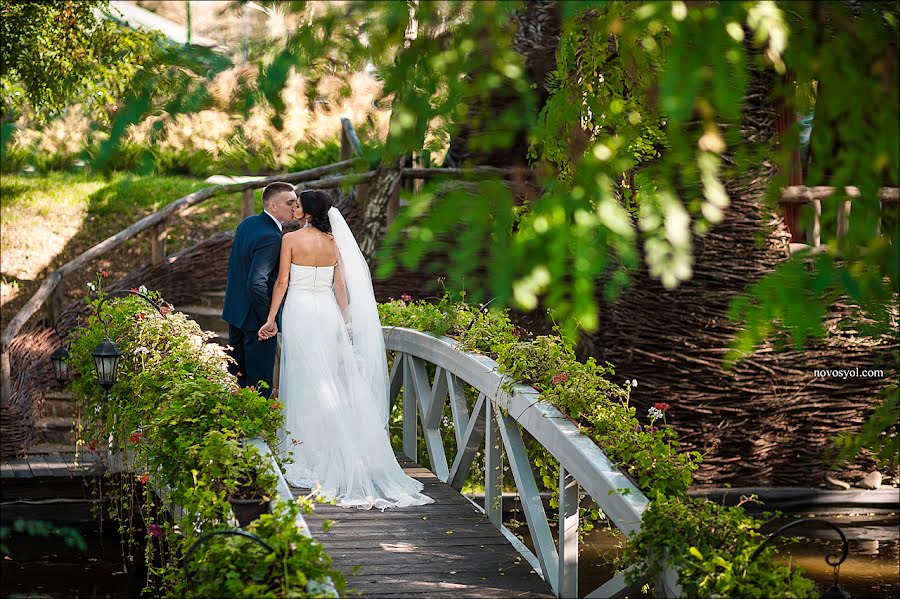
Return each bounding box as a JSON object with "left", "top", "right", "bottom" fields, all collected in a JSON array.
[{"left": 223, "top": 182, "right": 297, "bottom": 398}]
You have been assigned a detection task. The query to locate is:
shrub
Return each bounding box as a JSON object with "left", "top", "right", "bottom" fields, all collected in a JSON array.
[{"left": 68, "top": 280, "right": 343, "bottom": 597}]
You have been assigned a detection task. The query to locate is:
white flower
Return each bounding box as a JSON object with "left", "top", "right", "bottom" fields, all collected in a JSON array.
[
  {"left": 648, "top": 406, "right": 664, "bottom": 422},
  {"left": 133, "top": 347, "right": 150, "bottom": 355},
  {"left": 630, "top": 379, "right": 638, "bottom": 387},
  {"left": 94, "top": 405, "right": 101, "bottom": 414},
  {"left": 138, "top": 285, "right": 148, "bottom": 294},
  {"left": 87, "top": 282, "right": 96, "bottom": 291}
]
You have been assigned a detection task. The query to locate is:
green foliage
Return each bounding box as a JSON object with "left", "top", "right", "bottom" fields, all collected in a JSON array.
[
  {"left": 284, "top": 139, "right": 341, "bottom": 173},
  {"left": 830, "top": 383, "right": 899, "bottom": 472},
  {"left": 187, "top": 502, "right": 339, "bottom": 599},
  {"left": 624, "top": 495, "right": 817, "bottom": 599},
  {"left": 529, "top": 2, "right": 669, "bottom": 180},
  {"left": 67, "top": 280, "right": 343, "bottom": 597},
  {"left": 1, "top": 518, "right": 87, "bottom": 557},
  {"left": 0, "top": 0, "right": 161, "bottom": 122}
]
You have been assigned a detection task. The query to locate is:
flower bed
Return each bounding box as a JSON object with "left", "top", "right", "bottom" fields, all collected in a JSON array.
[
  {"left": 67, "top": 280, "right": 343, "bottom": 597},
  {"left": 378, "top": 293, "right": 817, "bottom": 598}
]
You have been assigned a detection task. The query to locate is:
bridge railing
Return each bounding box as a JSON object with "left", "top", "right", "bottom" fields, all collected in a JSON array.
[
  {"left": 382, "top": 326, "right": 681, "bottom": 598},
  {"left": 778, "top": 185, "right": 898, "bottom": 253}
]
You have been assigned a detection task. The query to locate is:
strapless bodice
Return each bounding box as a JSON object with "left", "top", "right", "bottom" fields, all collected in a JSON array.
[{"left": 289, "top": 264, "right": 334, "bottom": 292}]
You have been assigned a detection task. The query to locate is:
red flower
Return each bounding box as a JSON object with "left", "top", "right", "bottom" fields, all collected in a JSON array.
[
  {"left": 654, "top": 402, "right": 671, "bottom": 413},
  {"left": 551, "top": 372, "right": 569, "bottom": 385},
  {"left": 400, "top": 294, "right": 412, "bottom": 303},
  {"left": 511, "top": 329, "right": 521, "bottom": 338},
  {"left": 248, "top": 386, "right": 255, "bottom": 392},
  {"left": 130, "top": 287, "right": 138, "bottom": 292},
  {"left": 100, "top": 270, "right": 109, "bottom": 278},
  {"left": 138, "top": 472, "right": 150, "bottom": 485},
  {"left": 136, "top": 313, "right": 145, "bottom": 321},
  {"left": 130, "top": 431, "right": 143, "bottom": 443},
  {"left": 271, "top": 402, "right": 281, "bottom": 410},
  {"left": 88, "top": 439, "right": 99, "bottom": 452}
]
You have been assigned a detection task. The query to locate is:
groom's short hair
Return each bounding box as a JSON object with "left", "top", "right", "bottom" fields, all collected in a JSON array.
[{"left": 262, "top": 182, "right": 296, "bottom": 206}]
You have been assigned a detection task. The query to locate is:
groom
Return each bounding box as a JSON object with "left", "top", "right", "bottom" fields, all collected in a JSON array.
[{"left": 222, "top": 182, "right": 297, "bottom": 398}]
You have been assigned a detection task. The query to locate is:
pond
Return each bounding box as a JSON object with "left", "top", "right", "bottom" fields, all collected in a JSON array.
[
  {"left": 1, "top": 520, "right": 145, "bottom": 598},
  {"left": 505, "top": 512, "right": 899, "bottom": 598}
]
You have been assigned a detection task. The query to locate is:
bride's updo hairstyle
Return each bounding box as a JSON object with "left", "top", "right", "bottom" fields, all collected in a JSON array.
[{"left": 299, "top": 190, "right": 333, "bottom": 234}]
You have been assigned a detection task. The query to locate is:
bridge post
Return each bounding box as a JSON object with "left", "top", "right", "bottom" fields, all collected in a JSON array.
[
  {"left": 559, "top": 466, "right": 579, "bottom": 598},
  {"left": 402, "top": 357, "right": 418, "bottom": 461},
  {"left": 150, "top": 221, "right": 167, "bottom": 267},
  {"left": 485, "top": 399, "right": 502, "bottom": 526}
]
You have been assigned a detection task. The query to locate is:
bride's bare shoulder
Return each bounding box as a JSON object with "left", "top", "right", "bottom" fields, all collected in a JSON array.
[{"left": 284, "top": 228, "right": 315, "bottom": 243}]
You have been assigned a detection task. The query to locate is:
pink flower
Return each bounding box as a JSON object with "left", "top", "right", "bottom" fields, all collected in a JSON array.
[
  {"left": 401, "top": 294, "right": 413, "bottom": 303},
  {"left": 136, "top": 313, "right": 145, "bottom": 321},
  {"left": 100, "top": 270, "right": 109, "bottom": 278},
  {"left": 160, "top": 306, "right": 171, "bottom": 317},
  {"left": 291, "top": 438, "right": 302, "bottom": 446},
  {"left": 654, "top": 402, "right": 671, "bottom": 413},
  {"left": 147, "top": 524, "right": 162, "bottom": 539},
  {"left": 551, "top": 372, "right": 568, "bottom": 385}
]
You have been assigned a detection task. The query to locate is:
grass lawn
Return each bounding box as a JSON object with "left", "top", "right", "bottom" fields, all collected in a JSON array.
[{"left": 1, "top": 171, "right": 265, "bottom": 327}]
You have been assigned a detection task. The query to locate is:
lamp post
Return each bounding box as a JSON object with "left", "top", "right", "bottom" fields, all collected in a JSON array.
[{"left": 90, "top": 289, "right": 166, "bottom": 393}]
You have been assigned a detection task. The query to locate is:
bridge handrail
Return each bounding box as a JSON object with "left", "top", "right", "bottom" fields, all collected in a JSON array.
[
  {"left": 245, "top": 437, "right": 339, "bottom": 597},
  {"left": 381, "top": 326, "right": 681, "bottom": 598}
]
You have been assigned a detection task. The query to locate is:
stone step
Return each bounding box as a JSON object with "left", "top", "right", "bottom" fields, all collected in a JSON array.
[
  {"left": 27, "top": 442, "right": 80, "bottom": 455},
  {"left": 35, "top": 417, "right": 77, "bottom": 446},
  {"left": 43, "top": 391, "right": 75, "bottom": 401},
  {"left": 43, "top": 398, "right": 77, "bottom": 418},
  {"left": 199, "top": 290, "right": 226, "bottom": 309},
  {"left": 179, "top": 304, "right": 227, "bottom": 331}
]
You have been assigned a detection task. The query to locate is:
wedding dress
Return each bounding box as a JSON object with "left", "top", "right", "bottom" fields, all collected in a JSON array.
[{"left": 278, "top": 208, "right": 433, "bottom": 510}]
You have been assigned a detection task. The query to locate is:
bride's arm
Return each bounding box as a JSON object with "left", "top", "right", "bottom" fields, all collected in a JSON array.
[
  {"left": 334, "top": 259, "right": 349, "bottom": 313},
  {"left": 259, "top": 238, "right": 292, "bottom": 339}
]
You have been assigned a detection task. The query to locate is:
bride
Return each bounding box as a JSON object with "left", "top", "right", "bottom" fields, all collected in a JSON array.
[{"left": 257, "top": 189, "right": 433, "bottom": 510}]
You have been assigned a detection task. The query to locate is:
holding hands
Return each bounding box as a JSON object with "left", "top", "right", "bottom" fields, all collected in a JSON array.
[{"left": 259, "top": 320, "right": 278, "bottom": 341}]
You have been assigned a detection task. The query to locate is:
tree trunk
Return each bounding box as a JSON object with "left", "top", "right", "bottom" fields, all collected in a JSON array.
[{"left": 357, "top": 160, "right": 402, "bottom": 266}]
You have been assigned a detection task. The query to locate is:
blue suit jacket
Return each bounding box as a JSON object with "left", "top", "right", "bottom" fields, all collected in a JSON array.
[{"left": 223, "top": 212, "right": 283, "bottom": 331}]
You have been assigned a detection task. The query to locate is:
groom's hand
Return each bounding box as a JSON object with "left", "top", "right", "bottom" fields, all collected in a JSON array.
[{"left": 258, "top": 321, "right": 278, "bottom": 341}]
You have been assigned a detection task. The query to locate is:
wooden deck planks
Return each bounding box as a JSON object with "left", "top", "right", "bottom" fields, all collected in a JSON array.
[
  {"left": 291, "top": 453, "right": 553, "bottom": 598},
  {"left": 0, "top": 452, "right": 106, "bottom": 479}
]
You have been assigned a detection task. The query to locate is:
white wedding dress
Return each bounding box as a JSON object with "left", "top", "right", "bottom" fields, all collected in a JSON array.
[{"left": 278, "top": 209, "right": 433, "bottom": 510}]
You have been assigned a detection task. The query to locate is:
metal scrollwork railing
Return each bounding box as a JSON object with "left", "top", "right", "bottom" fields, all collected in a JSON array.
[
  {"left": 382, "top": 326, "right": 680, "bottom": 598},
  {"left": 750, "top": 518, "right": 851, "bottom": 599},
  {"left": 182, "top": 529, "right": 277, "bottom": 591}
]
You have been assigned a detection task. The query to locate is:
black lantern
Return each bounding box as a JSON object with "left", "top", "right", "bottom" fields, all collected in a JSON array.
[
  {"left": 91, "top": 337, "right": 123, "bottom": 390},
  {"left": 50, "top": 345, "right": 72, "bottom": 384},
  {"left": 89, "top": 288, "right": 166, "bottom": 392}
]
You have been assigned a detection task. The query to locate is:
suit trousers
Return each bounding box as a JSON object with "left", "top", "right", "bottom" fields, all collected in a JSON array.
[{"left": 228, "top": 324, "right": 277, "bottom": 398}]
